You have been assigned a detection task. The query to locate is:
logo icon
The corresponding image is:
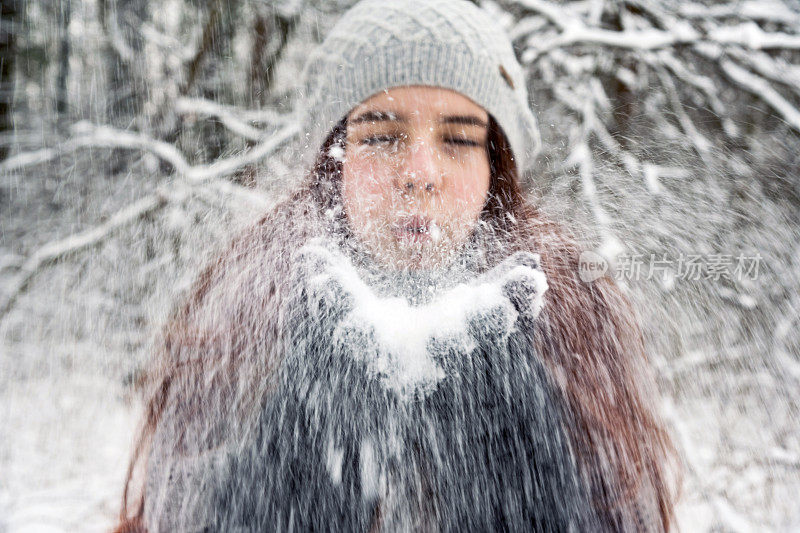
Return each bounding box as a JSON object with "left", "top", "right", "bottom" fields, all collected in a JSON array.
[{"left": 578, "top": 250, "right": 608, "bottom": 283}]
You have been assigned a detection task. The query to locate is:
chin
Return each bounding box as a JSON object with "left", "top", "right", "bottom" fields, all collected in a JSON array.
[
  {"left": 351, "top": 225, "right": 464, "bottom": 271},
  {"left": 389, "top": 242, "right": 461, "bottom": 271}
]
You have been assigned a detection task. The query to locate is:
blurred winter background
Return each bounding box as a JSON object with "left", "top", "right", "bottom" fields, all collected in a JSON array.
[{"left": 1, "top": 0, "right": 799, "bottom": 531}]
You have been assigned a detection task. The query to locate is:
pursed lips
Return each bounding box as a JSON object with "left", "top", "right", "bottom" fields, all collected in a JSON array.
[{"left": 393, "top": 214, "right": 432, "bottom": 241}]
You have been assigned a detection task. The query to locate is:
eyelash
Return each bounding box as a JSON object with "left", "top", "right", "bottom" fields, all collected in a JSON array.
[
  {"left": 445, "top": 138, "right": 481, "bottom": 147},
  {"left": 362, "top": 135, "right": 399, "bottom": 146},
  {"left": 360, "top": 135, "right": 481, "bottom": 148}
]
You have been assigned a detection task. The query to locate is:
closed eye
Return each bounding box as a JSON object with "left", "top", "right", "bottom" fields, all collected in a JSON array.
[
  {"left": 444, "top": 137, "right": 482, "bottom": 147},
  {"left": 362, "top": 135, "right": 401, "bottom": 145}
]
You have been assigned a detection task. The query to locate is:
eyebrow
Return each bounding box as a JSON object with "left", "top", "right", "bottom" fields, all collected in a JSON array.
[
  {"left": 349, "top": 110, "right": 400, "bottom": 124},
  {"left": 441, "top": 115, "right": 489, "bottom": 128},
  {"left": 349, "top": 110, "right": 488, "bottom": 129}
]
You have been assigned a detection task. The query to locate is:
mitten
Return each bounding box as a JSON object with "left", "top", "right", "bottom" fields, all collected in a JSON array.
[
  {"left": 291, "top": 237, "right": 358, "bottom": 326},
  {"left": 426, "top": 249, "right": 548, "bottom": 381},
  {"left": 486, "top": 250, "right": 548, "bottom": 328}
]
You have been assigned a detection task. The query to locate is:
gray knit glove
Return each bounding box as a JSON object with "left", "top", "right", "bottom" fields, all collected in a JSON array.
[
  {"left": 292, "top": 237, "right": 357, "bottom": 326},
  {"left": 484, "top": 250, "right": 547, "bottom": 327},
  {"left": 427, "top": 250, "right": 548, "bottom": 366}
]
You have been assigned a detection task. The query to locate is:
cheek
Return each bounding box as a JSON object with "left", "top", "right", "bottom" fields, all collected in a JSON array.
[
  {"left": 342, "top": 157, "right": 390, "bottom": 227},
  {"left": 446, "top": 163, "right": 491, "bottom": 217}
]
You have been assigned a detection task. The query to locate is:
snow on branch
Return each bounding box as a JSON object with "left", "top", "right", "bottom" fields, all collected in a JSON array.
[
  {"left": 0, "top": 193, "right": 168, "bottom": 319},
  {"left": 547, "top": 51, "right": 690, "bottom": 196},
  {"left": 521, "top": 26, "right": 689, "bottom": 63},
  {"left": 174, "top": 97, "right": 294, "bottom": 142},
  {"left": 552, "top": 82, "right": 625, "bottom": 261},
  {"left": 0, "top": 121, "right": 300, "bottom": 182},
  {"left": 679, "top": 1, "right": 800, "bottom": 26},
  {"left": 191, "top": 123, "right": 299, "bottom": 182},
  {"left": 510, "top": 0, "right": 577, "bottom": 31},
  {"left": 510, "top": 0, "right": 800, "bottom": 193},
  {"left": 0, "top": 176, "right": 273, "bottom": 321},
  {"left": 515, "top": 0, "right": 800, "bottom": 57},
  {"left": 652, "top": 66, "right": 713, "bottom": 161},
  {"left": 653, "top": 50, "right": 740, "bottom": 139},
  {"left": 709, "top": 22, "right": 800, "bottom": 51},
  {"left": 0, "top": 123, "right": 190, "bottom": 176},
  {"left": 176, "top": 98, "right": 266, "bottom": 141},
  {"left": 0, "top": 120, "right": 292, "bottom": 319},
  {"left": 522, "top": 21, "right": 800, "bottom": 63},
  {"left": 718, "top": 58, "right": 800, "bottom": 134},
  {"left": 511, "top": 0, "right": 800, "bottom": 137},
  {"left": 727, "top": 48, "right": 800, "bottom": 100}
]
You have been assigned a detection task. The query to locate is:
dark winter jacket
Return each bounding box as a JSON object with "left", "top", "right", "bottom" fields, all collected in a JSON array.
[{"left": 142, "top": 237, "right": 602, "bottom": 532}]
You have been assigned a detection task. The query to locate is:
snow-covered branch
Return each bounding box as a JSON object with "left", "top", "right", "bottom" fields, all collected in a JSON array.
[
  {"left": 175, "top": 98, "right": 267, "bottom": 141},
  {"left": 552, "top": 82, "right": 625, "bottom": 261},
  {"left": 190, "top": 122, "right": 299, "bottom": 182},
  {"left": 0, "top": 123, "right": 190, "bottom": 175},
  {"left": 653, "top": 50, "right": 739, "bottom": 139},
  {"left": 0, "top": 175, "right": 272, "bottom": 321},
  {"left": 679, "top": 1, "right": 800, "bottom": 26},
  {"left": 515, "top": 0, "right": 800, "bottom": 56},
  {"left": 510, "top": 0, "right": 800, "bottom": 145},
  {"left": 522, "top": 24, "right": 696, "bottom": 63},
  {"left": 546, "top": 53, "right": 687, "bottom": 195},
  {"left": 510, "top": 0, "right": 576, "bottom": 31},
  {"left": 0, "top": 193, "right": 168, "bottom": 319},
  {"left": 0, "top": 118, "right": 292, "bottom": 319},
  {"left": 718, "top": 59, "right": 800, "bottom": 134},
  {"left": 0, "top": 121, "right": 300, "bottom": 182},
  {"left": 726, "top": 48, "right": 800, "bottom": 100},
  {"left": 708, "top": 22, "right": 800, "bottom": 51},
  {"left": 524, "top": 21, "right": 800, "bottom": 64},
  {"left": 653, "top": 66, "right": 713, "bottom": 160},
  {"left": 174, "top": 97, "right": 294, "bottom": 142}
]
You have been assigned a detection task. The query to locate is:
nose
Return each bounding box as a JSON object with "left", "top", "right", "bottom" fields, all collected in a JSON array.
[{"left": 396, "top": 136, "right": 444, "bottom": 194}]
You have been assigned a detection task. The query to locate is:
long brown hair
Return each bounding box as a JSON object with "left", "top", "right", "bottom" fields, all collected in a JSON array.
[{"left": 115, "top": 115, "right": 679, "bottom": 532}]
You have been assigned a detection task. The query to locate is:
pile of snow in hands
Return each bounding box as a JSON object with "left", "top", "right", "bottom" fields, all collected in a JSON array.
[{"left": 297, "top": 238, "right": 549, "bottom": 399}]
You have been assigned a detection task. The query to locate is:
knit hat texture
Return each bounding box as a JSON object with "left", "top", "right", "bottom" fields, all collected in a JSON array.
[{"left": 297, "top": 0, "right": 541, "bottom": 175}]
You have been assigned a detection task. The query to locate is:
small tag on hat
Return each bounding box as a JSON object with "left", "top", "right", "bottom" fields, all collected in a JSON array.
[{"left": 499, "top": 64, "right": 515, "bottom": 89}]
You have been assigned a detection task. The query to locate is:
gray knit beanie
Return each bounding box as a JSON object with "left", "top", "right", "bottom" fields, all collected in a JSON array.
[{"left": 297, "top": 0, "right": 541, "bottom": 176}]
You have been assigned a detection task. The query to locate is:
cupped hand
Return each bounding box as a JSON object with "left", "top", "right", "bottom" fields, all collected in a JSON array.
[
  {"left": 292, "top": 237, "right": 362, "bottom": 324},
  {"left": 422, "top": 250, "right": 549, "bottom": 398},
  {"left": 484, "top": 250, "right": 548, "bottom": 322}
]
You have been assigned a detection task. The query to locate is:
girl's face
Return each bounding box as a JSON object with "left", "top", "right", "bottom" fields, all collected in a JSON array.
[{"left": 341, "top": 86, "right": 491, "bottom": 270}]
